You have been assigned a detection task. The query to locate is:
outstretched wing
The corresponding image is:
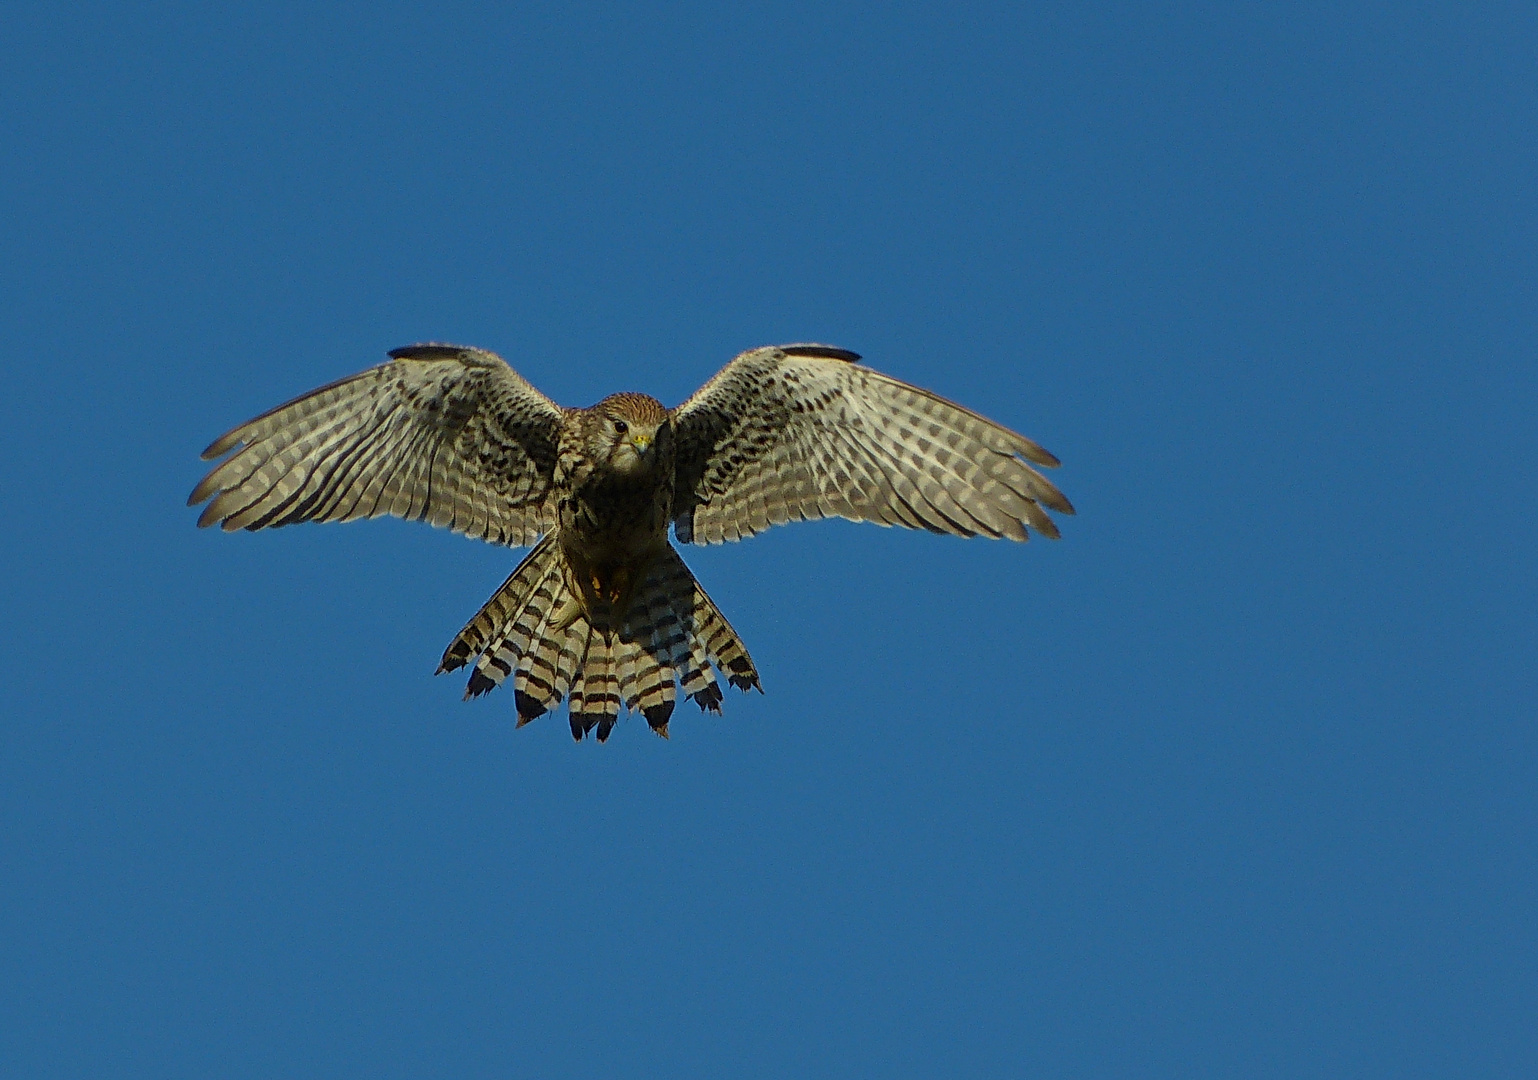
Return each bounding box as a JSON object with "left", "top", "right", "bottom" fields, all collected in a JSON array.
[
  {"left": 190, "top": 344, "right": 565, "bottom": 547},
  {"left": 671, "top": 344, "right": 1073, "bottom": 545}
]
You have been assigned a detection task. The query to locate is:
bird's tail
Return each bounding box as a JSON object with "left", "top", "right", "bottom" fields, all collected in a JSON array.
[{"left": 438, "top": 535, "right": 760, "bottom": 741}]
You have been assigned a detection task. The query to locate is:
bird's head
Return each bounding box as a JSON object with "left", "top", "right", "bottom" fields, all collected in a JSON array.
[{"left": 593, "top": 393, "right": 671, "bottom": 476}]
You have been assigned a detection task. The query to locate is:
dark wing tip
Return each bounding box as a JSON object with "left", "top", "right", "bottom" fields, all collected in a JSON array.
[
  {"left": 1037, "top": 487, "right": 1075, "bottom": 516},
  {"left": 195, "top": 500, "right": 227, "bottom": 528},
  {"left": 388, "top": 343, "right": 475, "bottom": 361},
  {"left": 200, "top": 433, "right": 241, "bottom": 460},
  {"left": 779, "top": 344, "right": 862, "bottom": 362}
]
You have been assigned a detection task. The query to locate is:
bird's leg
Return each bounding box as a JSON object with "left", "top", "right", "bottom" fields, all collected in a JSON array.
[
  {"left": 550, "top": 594, "right": 585, "bottom": 633},
  {"left": 559, "top": 552, "right": 628, "bottom": 630},
  {"left": 606, "top": 553, "right": 668, "bottom": 635},
  {"left": 560, "top": 546, "right": 663, "bottom": 633},
  {"left": 585, "top": 564, "right": 634, "bottom": 629}
]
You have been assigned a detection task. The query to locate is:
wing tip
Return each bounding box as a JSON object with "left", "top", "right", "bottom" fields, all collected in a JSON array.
[
  {"left": 1043, "top": 491, "right": 1076, "bottom": 516},
  {"left": 778, "top": 343, "right": 861, "bottom": 362},
  {"left": 194, "top": 499, "right": 226, "bottom": 528},
  {"left": 200, "top": 434, "right": 239, "bottom": 460},
  {"left": 388, "top": 342, "right": 491, "bottom": 362},
  {"left": 388, "top": 343, "right": 460, "bottom": 360}
]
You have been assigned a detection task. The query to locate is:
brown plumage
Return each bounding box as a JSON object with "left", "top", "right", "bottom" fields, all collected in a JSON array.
[{"left": 190, "top": 342, "right": 1073, "bottom": 742}]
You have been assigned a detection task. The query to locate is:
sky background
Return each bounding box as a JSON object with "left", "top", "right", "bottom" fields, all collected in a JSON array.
[{"left": 2, "top": 2, "right": 1535, "bottom": 1077}]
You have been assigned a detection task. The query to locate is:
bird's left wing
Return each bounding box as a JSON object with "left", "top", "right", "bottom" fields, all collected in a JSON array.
[
  {"left": 190, "top": 344, "right": 565, "bottom": 547},
  {"left": 671, "top": 344, "right": 1073, "bottom": 545}
]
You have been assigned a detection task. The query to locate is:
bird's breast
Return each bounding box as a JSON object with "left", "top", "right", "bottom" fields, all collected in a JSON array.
[{"left": 557, "top": 469, "right": 674, "bottom": 567}]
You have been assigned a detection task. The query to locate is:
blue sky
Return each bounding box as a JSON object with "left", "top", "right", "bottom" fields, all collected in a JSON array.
[{"left": 2, "top": 2, "right": 1534, "bottom": 1076}]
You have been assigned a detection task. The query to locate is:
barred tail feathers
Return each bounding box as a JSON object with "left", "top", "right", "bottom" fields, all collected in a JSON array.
[
  {"left": 438, "top": 538, "right": 759, "bottom": 741},
  {"left": 437, "top": 532, "right": 562, "bottom": 678}
]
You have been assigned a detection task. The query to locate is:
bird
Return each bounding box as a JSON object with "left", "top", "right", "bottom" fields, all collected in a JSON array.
[{"left": 190, "top": 342, "right": 1073, "bottom": 742}]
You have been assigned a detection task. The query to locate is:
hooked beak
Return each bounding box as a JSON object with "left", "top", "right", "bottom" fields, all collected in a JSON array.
[{"left": 630, "top": 432, "right": 653, "bottom": 453}]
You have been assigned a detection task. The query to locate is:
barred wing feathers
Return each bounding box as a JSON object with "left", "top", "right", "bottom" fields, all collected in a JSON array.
[
  {"left": 190, "top": 344, "right": 564, "bottom": 547},
  {"left": 671, "top": 345, "right": 1073, "bottom": 545}
]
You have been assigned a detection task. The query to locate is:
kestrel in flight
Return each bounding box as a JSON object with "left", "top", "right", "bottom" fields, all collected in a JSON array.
[{"left": 190, "top": 343, "right": 1073, "bottom": 742}]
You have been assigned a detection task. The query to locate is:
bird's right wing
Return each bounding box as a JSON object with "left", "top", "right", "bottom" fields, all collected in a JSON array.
[{"left": 190, "top": 344, "right": 565, "bottom": 547}]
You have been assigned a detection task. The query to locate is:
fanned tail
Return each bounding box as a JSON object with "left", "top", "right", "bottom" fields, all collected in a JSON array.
[{"left": 438, "top": 537, "right": 760, "bottom": 742}]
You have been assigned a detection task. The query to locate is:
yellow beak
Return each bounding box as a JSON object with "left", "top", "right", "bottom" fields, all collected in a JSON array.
[{"left": 631, "top": 433, "right": 653, "bottom": 453}]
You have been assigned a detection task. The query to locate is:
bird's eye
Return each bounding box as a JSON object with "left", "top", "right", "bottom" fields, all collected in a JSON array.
[{"left": 613, "top": 419, "right": 629, "bottom": 434}]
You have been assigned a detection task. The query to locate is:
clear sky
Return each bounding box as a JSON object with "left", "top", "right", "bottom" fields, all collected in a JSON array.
[{"left": 2, "top": 3, "right": 1534, "bottom": 1077}]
